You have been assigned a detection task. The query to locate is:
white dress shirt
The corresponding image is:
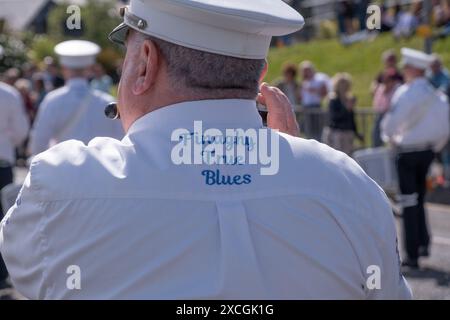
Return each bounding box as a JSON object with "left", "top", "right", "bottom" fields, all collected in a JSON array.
[
  {"left": 1, "top": 99, "right": 411, "bottom": 299},
  {"left": 29, "top": 78, "right": 124, "bottom": 156},
  {"left": 0, "top": 82, "right": 30, "bottom": 164},
  {"left": 301, "top": 74, "right": 327, "bottom": 107},
  {"left": 381, "top": 78, "right": 450, "bottom": 152}
]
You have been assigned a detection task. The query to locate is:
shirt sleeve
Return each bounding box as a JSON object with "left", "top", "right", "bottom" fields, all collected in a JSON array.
[
  {"left": 336, "top": 156, "right": 413, "bottom": 299},
  {"left": 365, "top": 188, "right": 413, "bottom": 299},
  {"left": 0, "top": 162, "right": 48, "bottom": 299},
  {"left": 381, "top": 88, "right": 406, "bottom": 139},
  {"left": 367, "top": 221, "right": 413, "bottom": 299},
  {"left": 7, "top": 94, "right": 29, "bottom": 147},
  {"left": 381, "top": 86, "right": 430, "bottom": 140},
  {"left": 433, "top": 95, "right": 450, "bottom": 152}
]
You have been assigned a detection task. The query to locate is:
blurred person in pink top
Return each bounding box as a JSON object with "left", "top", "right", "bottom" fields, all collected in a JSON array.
[{"left": 372, "top": 68, "right": 401, "bottom": 147}]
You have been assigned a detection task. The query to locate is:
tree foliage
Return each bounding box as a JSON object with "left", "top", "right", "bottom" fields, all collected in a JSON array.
[
  {"left": 48, "top": 0, "right": 122, "bottom": 49},
  {"left": 42, "top": 0, "right": 123, "bottom": 72},
  {"left": 0, "top": 34, "right": 28, "bottom": 73}
]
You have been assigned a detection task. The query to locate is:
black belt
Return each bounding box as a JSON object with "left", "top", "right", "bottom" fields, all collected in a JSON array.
[
  {"left": 0, "top": 160, "right": 12, "bottom": 168},
  {"left": 395, "top": 144, "right": 433, "bottom": 154}
]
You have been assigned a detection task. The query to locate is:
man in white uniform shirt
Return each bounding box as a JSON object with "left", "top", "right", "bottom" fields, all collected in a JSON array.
[
  {"left": 299, "top": 61, "right": 328, "bottom": 141},
  {"left": 29, "top": 40, "right": 124, "bottom": 156},
  {"left": 382, "top": 48, "right": 450, "bottom": 269},
  {"left": 1, "top": 0, "right": 411, "bottom": 299},
  {"left": 0, "top": 77, "right": 29, "bottom": 287}
]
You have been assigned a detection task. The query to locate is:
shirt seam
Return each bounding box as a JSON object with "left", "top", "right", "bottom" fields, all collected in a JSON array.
[{"left": 28, "top": 161, "right": 53, "bottom": 299}]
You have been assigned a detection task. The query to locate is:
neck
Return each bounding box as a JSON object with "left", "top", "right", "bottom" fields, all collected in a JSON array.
[
  {"left": 121, "top": 87, "right": 200, "bottom": 132},
  {"left": 66, "top": 75, "right": 87, "bottom": 82},
  {"left": 407, "top": 75, "right": 425, "bottom": 83},
  {"left": 122, "top": 90, "right": 257, "bottom": 133},
  {"left": 66, "top": 78, "right": 88, "bottom": 86}
]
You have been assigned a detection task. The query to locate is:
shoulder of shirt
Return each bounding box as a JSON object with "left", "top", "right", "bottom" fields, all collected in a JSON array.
[
  {"left": 392, "top": 81, "right": 429, "bottom": 102},
  {"left": 394, "top": 82, "right": 408, "bottom": 94},
  {"left": 40, "top": 86, "right": 70, "bottom": 103},
  {"left": 28, "top": 137, "right": 126, "bottom": 201},
  {"left": 280, "top": 134, "right": 393, "bottom": 232},
  {"left": 90, "top": 88, "right": 114, "bottom": 102},
  {"left": 0, "top": 81, "right": 22, "bottom": 102},
  {"left": 283, "top": 134, "right": 383, "bottom": 191},
  {"left": 40, "top": 87, "right": 113, "bottom": 107}
]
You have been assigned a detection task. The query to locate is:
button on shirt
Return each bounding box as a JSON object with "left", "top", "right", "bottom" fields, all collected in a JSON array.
[
  {"left": 29, "top": 78, "right": 124, "bottom": 156},
  {"left": 0, "top": 99, "right": 411, "bottom": 299},
  {"left": 0, "top": 82, "right": 30, "bottom": 164}
]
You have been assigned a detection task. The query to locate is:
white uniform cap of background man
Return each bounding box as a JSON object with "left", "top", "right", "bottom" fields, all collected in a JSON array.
[
  {"left": 109, "top": 0, "right": 305, "bottom": 59},
  {"left": 54, "top": 40, "right": 101, "bottom": 68},
  {"left": 400, "top": 48, "right": 434, "bottom": 70}
]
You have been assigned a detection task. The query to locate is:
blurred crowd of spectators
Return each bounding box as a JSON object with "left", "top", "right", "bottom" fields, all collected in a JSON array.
[
  {"left": 273, "top": 49, "right": 450, "bottom": 180},
  {"left": 337, "top": 0, "right": 450, "bottom": 38},
  {"left": 276, "top": 1, "right": 450, "bottom": 48},
  {"left": 0, "top": 58, "right": 118, "bottom": 165},
  {"left": 0, "top": 2, "right": 449, "bottom": 176}
]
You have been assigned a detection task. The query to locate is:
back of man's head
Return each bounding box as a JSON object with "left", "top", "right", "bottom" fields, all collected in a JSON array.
[{"left": 137, "top": 33, "right": 266, "bottom": 100}]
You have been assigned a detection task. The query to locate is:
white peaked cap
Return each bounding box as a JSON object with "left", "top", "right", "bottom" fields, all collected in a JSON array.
[
  {"left": 54, "top": 40, "right": 101, "bottom": 68},
  {"left": 109, "top": 0, "right": 305, "bottom": 59},
  {"left": 400, "top": 48, "right": 434, "bottom": 70}
]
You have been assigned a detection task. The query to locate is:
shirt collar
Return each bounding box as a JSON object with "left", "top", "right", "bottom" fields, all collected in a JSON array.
[
  {"left": 127, "top": 99, "right": 263, "bottom": 135},
  {"left": 66, "top": 78, "right": 89, "bottom": 88},
  {"left": 410, "top": 77, "right": 429, "bottom": 86}
]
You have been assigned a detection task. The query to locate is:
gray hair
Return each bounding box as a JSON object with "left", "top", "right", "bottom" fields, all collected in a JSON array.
[
  {"left": 299, "top": 60, "right": 315, "bottom": 72},
  {"left": 382, "top": 49, "right": 396, "bottom": 62},
  {"left": 136, "top": 33, "right": 266, "bottom": 99}
]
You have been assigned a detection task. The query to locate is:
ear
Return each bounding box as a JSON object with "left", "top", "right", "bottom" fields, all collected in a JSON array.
[
  {"left": 259, "top": 60, "right": 268, "bottom": 84},
  {"left": 132, "top": 39, "right": 160, "bottom": 96}
]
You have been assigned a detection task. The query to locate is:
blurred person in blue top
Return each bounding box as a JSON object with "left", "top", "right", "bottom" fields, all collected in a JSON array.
[
  {"left": 90, "top": 63, "right": 113, "bottom": 94},
  {"left": 428, "top": 54, "right": 450, "bottom": 96}
]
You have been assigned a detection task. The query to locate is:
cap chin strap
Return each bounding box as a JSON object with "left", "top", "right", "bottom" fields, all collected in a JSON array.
[
  {"left": 122, "top": 6, "right": 148, "bottom": 31},
  {"left": 109, "top": 6, "right": 148, "bottom": 45}
]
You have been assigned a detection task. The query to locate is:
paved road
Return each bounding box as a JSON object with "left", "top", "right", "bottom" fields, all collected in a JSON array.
[
  {"left": 1, "top": 168, "right": 449, "bottom": 300},
  {"left": 398, "top": 204, "right": 450, "bottom": 300}
]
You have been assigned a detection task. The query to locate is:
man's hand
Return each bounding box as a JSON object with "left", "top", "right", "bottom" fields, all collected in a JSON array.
[{"left": 257, "top": 83, "right": 300, "bottom": 137}]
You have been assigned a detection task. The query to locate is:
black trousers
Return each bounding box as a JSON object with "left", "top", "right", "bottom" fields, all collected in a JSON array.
[
  {"left": 0, "top": 165, "right": 13, "bottom": 282},
  {"left": 396, "top": 150, "right": 434, "bottom": 261}
]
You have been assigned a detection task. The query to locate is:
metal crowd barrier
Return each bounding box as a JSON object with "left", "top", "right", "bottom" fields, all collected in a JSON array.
[{"left": 294, "top": 106, "right": 377, "bottom": 149}]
